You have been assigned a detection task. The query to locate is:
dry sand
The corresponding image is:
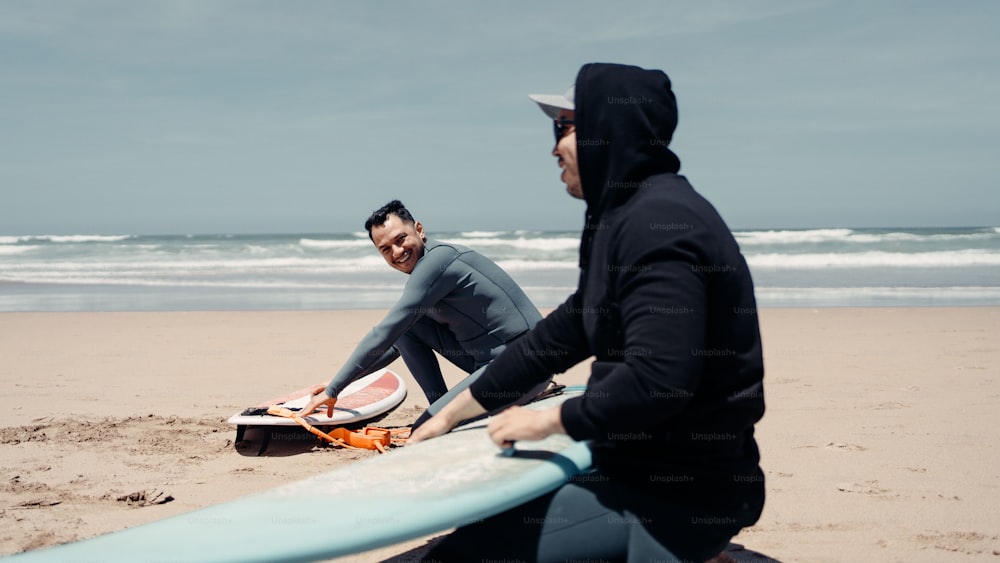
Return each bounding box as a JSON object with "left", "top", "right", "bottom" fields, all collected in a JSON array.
[{"left": 1, "top": 307, "right": 998, "bottom": 562}]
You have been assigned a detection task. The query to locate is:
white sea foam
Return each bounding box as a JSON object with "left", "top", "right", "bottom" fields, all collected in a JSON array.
[
  {"left": 443, "top": 236, "right": 580, "bottom": 252},
  {"left": 0, "top": 246, "right": 37, "bottom": 255},
  {"left": 847, "top": 232, "right": 998, "bottom": 243},
  {"left": 4, "top": 234, "right": 134, "bottom": 243},
  {"left": 458, "top": 231, "right": 506, "bottom": 238},
  {"left": 496, "top": 259, "right": 578, "bottom": 271},
  {"left": 736, "top": 228, "right": 998, "bottom": 246},
  {"left": 245, "top": 245, "right": 272, "bottom": 254},
  {"left": 0, "top": 255, "right": 391, "bottom": 279},
  {"left": 736, "top": 229, "right": 854, "bottom": 245},
  {"left": 3, "top": 228, "right": 998, "bottom": 311},
  {"left": 756, "top": 286, "right": 1000, "bottom": 305},
  {"left": 746, "top": 250, "right": 1000, "bottom": 269},
  {"left": 299, "top": 238, "right": 372, "bottom": 249},
  {"left": 0, "top": 274, "right": 406, "bottom": 290}
]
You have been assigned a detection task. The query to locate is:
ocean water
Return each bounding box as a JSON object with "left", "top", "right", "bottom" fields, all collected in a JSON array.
[{"left": 1, "top": 227, "right": 999, "bottom": 312}]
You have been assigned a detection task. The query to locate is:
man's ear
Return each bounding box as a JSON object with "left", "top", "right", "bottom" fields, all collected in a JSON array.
[{"left": 414, "top": 221, "right": 427, "bottom": 242}]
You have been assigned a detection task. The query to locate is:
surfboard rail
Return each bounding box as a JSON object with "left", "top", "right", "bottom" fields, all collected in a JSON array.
[
  {"left": 8, "top": 386, "right": 592, "bottom": 562},
  {"left": 228, "top": 369, "right": 407, "bottom": 454}
]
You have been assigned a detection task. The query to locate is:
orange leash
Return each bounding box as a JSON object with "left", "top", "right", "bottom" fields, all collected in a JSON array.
[{"left": 266, "top": 406, "right": 394, "bottom": 452}]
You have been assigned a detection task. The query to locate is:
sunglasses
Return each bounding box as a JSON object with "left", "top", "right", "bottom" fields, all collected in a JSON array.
[{"left": 553, "top": 118, "right": 575, "bottom": 144}]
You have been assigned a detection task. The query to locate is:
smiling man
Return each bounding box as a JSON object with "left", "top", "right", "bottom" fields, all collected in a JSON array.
[{"left": 298, "top": 200, "right": 544, "bottom": 423}]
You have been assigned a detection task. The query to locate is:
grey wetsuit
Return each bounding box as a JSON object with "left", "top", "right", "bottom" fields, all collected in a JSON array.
[{"left": 325, "top": 239, "right": 542, "bottom": 408}]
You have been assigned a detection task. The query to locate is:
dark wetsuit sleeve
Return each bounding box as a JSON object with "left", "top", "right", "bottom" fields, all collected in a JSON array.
[
  {"left": 470, "top": 293, "right": 592, "bottom": 411},
  {"left": 325, "top": 248, "right": 457, "bottom": 398}
]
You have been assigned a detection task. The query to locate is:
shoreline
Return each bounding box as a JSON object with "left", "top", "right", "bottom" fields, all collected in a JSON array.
[
  {"left": 2, "top": 307, "right": 998, "bottom": 561},
  {"left": 5, "top": 288, "right": 1000, "bottom": 313}
]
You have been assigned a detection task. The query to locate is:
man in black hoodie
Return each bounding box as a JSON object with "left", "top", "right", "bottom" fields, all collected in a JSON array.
[{"left": 410, "top": 63, "right": 766, "bottom": 562}]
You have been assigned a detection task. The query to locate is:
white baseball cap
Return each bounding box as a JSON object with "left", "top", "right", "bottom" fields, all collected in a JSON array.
[{"left": 528, "top": 86, "right": 574, "bottom": 119}]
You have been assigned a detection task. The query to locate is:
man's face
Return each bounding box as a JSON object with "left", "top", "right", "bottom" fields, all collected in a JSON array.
[
  {"left": 553, "top": 109, "right": 582, "bottom": 200},
  {"left": 370, "top": 214, "right": 426, "bottom": 274}
]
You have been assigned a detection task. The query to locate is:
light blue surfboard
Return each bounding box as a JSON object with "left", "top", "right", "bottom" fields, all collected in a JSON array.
[{"left": 7, "top": 387, "right": 592, "bottom": 562}]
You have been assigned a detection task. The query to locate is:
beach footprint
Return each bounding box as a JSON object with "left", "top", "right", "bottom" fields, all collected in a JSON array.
[
  {"left": 871, "top": 401, "right": 910, "bottom": 410},
  {"left": 824, "top": 442, "right": 867, "bottom": 451},
  {"left": 836, "top": 479, "right": 894, "bottom": 497}
]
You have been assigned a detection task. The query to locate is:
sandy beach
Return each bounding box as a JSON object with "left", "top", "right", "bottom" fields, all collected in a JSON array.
[{"left": 1, "top": 307, "right": 998, "bottom": 561}]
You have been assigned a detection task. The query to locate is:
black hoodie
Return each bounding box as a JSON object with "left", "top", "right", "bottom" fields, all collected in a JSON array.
[{"left": 471, "top": 63, "right": 765, "bottom": 517}]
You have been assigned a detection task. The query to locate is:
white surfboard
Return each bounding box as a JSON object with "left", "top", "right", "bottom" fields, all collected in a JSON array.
[
  {"left": 227, "top": 368, "right": 406, "bottom": 451},
  {"left": 10, "top": 387, "right": 592, "bottom": 562}
]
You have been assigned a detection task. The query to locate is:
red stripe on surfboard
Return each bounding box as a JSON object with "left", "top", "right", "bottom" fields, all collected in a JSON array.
[
  {"left": 336, "top": 371, "right": 400, "bottom": 409},
  {"left": 250, "top": 371, "right": 401, "bottom": 409},
  {"left": 366, "top": 371, "right": 399, "bottom": 390}
]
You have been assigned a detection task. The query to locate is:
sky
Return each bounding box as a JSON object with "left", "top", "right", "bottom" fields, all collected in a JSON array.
[{"left": 1, "top": 1, "right": 998, "bottom": 235}]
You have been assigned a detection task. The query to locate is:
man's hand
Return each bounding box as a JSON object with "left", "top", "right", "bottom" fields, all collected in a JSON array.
[
  {"left": 407, "top": 388, "right": 487, "bottom": 444},
  {"left": 297, "top": 385, "right": 337, "bottom": 418},
  {"left": 487, "top": 405, "right": 565, "bottom": 449},
  {"left": 407, "top": 413, "right": 454, "bottom": 444}
]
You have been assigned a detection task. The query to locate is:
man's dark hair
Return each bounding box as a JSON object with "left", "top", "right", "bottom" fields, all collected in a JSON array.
[{"left": 364, "top": 200, "right": 416, "bottom": 240}]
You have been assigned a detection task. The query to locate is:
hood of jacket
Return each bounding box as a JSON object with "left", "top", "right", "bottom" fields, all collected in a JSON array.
[{"left": 571, "top": 63, "right": 682, "bottom": 268}]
